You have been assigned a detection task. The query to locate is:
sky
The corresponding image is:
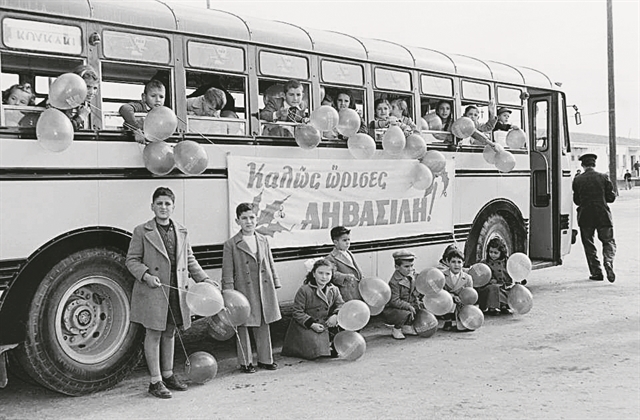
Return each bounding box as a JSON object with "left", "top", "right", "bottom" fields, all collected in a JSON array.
[{"left": 165, "top": 0, "right": 640, "bottom": 139}]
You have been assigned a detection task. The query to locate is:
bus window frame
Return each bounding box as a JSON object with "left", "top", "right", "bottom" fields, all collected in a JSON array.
[
  {"left": 496, "top": 84, "right": 523, "bottom": 107},
  {"left": 420, "top": 73, "right": 454, "bottom": 98},
  {"left": 319, "top": 59, "right": 364, "bottom": 87},
  {"left": 185, "top": 39, "right": 247, "bottom": 74},
  {"left": 373, "top": 66, "right": 412, "bottom": 92},
  {"left": 256, "top": 77, "right": 311, "bottom": 139},
  {"left": 1, "top": 16, "right": 84, "bottom": 56},
  {"left": 100, "top": 28, "right": 171, "bottom": 65},
  {"left": 533, "top": 98, "right": 549, "bottom": 152},
  {"left": 460, "top": 79, "right": 491, "bottom": 103},
  {"left": 257, "top": 49, "right": 310, "bottom": 81}
]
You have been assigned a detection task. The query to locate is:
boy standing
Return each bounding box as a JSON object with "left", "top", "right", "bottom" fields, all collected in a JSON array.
[
  {"left": 126, "top": 187, "right": 218, "bottom": 399},
  {"left": 382, "top": 250, "right": 423, "bottom": 340},
  {"left": 222, "top": 203, "right": 282, "bottom": 373},
  {"left": 260, "top": 79, "right": 308, "bottom": 123},
  {"left": 119, "top": 79, "right": 166, "bottom": 142},
  {"left": 442, "top": 248, "right": 474, "bottom": 331},
  {"left": 325, "top": 226, "right": 363, "bottom": 301}
]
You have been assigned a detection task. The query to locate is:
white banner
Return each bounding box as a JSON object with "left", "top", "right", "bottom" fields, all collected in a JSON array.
[{"left": 227, "top": 155, "right": 454, "bottom": 248}]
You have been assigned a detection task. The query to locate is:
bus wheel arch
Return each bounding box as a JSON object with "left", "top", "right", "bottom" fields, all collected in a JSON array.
[{"left": 464, "top": 200, "right": 527, "bottom": 265}]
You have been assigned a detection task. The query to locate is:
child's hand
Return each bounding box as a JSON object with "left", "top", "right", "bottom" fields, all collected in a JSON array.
[
  {"left": 326, "top": 315, "right": 338, "bottom": 328},
  {"left": 510, "top": 125, "right": 520, "bottom": 130},
  {"left": 276, "top": 108, "right": 289, "bottom": 120},
  {"left": 77, "top": 104, "right": 90, "bottom": 120},
  {"left": 143, "top": 273, "right": 161, "bottom": 288},
  {"left": 134, "top": 131, "right": 147, "bottom": 144},
  {"left": 310, "top": 323, "right": 325, "bottom": 333}
]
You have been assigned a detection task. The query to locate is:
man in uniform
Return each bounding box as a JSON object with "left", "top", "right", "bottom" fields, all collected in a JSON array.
[{"left": 572, "top": 153, "right": 617, "bottom": 282}]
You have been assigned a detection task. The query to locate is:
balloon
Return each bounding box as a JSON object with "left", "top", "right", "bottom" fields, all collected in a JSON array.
[
  {"left": 294, "top": 124, "right": 321, "bottom": 150},
  {"left": 347, "top": 133, "right": 376, "bottom": 159},
  {"left": 495, "top": 150, "right": 516, "bottom": 173},
  {"left": 336, "top": 109, "right": 361, "bottom": 138},
  {"left": 382, "top": 125, "right": 406, "bottom": 156},
  {"left": 508, "top": 284, "right": 533, "bottom": 315},
  {"left": 506, "top": 128, "right": 527, "bottom": 149},
  {"left": 458, "top": 287, "right": 479, "bottom": 305},
  {"left": 337, "top": 300, "right": 370, "bottom": 331},
  {"left": 458, "top": 305, "right": 484, "bottom": 330},
  {"left": 412, "top": 309, "right": 438, "bottom": 338},
  {"left": 358, "top": 277, "right": 391, "bottom": 308},
  {"left": 410, "top": 163, "right": 434, "bottom": 190},
  {"left": 333, "top": 331, "right": 366, "bottom": 361},
  {"left": 205, "top": 312, "right": 236, "bottom": 341},
  {"left": 506, "top": 252, "right": 532, "bottom": 281},
  {"left": 185, "top": 351, "right": 218, "bottom": 384},
  {"left": 423, "top": 290, "right": 454, "bottom": 316},
  {"left": 144, "top": 106, "right": 178, "bottom": 142},
  {"left": 367, "top": 303, "right": 385, "bottom": 316},
  {"left": 404, "top": 133, "right": 427, "bottom": 159},
  {"left": 420, "top": 150, "right": 447, "bottom": 175},
  {"left": 482, "top": 143, "right": 504, "bottom": 164},
  {"left": 309, "top": 105, "right": 339, "bottom": 131},
  {"left": 174, "top": 140, "right": 209, "bottom": 175},
  {"left": 49, "top": 73, "right": 87, "bottom": 110},
  {"left": 424, "top": 113, "right": 443, "bottom": 131},
  {"left": 419, "top": 118, "right": 429, "bottom": 131},
  {"left": 468, "top": 263, "right": 492, "bottom": 288},
  {"left": 415, "top": 268, "right": 445, "bottom": 296},
  {"left": 451, "top": 117, "right": 476, "bottom": 138},
  {"left": 143, "top": 141, "right": 175, "bottom": 175},
  {"left": 222, "top": 289, "right": 251, "bottom": 326},
  {"left": 186, "top": 282, "right": 224, "bottom": 317},
  {"left": 36, "top": 108, "right": 74, "bottom": 152}
]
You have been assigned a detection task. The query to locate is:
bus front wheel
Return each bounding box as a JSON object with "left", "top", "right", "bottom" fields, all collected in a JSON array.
[
  {"left": 14, "top": 248, "right": 143, "bottom": 396},
  {"left": 471, "top": 214, "right": 515, "bottom": 264}
]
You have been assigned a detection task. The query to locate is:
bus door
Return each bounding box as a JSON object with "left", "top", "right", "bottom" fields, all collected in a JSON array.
[{"left": 528, "top": 93, "right": 560, "bottom": 265}]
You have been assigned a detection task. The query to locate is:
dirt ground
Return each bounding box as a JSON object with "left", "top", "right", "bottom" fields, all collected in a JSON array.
[{"left": 1, "top": 189, "right": 638, "bottom": 419}]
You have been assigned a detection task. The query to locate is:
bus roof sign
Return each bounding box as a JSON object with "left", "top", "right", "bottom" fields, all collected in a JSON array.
[{"left": 2, "top": 18, "right": 82, "bottom": 55}]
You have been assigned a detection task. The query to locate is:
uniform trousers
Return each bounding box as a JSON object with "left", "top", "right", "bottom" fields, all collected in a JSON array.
[{"left": 579, "top": 225, "right": 616, "bottom": 276}]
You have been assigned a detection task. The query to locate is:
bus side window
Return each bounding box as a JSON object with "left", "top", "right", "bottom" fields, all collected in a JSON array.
[
  {"left": 420, "top": 97, "right": 453, "bottom": 144},
  {"left": 459, "top": 101, "right": 493, "bottom": 145},
  {"left": 320, "top": 86, "right": 366, "bottom": 140},
  {"left": 258, "top": 79, "right": 309, "bottom": 138},
  {"left": 371, "top": 92, "right": 416, "bottom": 142}
]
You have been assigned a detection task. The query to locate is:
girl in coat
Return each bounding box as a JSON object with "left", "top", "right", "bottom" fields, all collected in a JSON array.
[
  {"left": 477, "top": 237, "right": 518, "bottom": 315},
  {"left": 282, "top": 258, "right": 344, "bottom": 360}
]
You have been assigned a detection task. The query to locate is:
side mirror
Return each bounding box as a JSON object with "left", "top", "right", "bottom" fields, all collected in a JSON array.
[{"left": 575, "top": 111, "right": 582, "bottom": 125}]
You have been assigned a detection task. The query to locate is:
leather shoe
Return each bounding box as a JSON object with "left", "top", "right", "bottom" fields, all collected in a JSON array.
[
  {"left": 391, "top": 328, "right": 406, "bottom": 339},
  {"left": 257, "top": 362, "right": 278, "bottom": 370},
  {"left": 589, "top": 274, "right": 604, "bottom": 281},
  {"left": 604, "top": 262, "right": 615, "bottom": 283},
  {"left": 486, "top": 308, "right": 501, "bottom": 316},
  {"left": 240, "top": 364, "right": 256, "bottom": 373},
  {"left": 162, "top": 374, "right": 187, "bottom": 391},
  {"left": 148, "top": 381, "right": 172, "bottom": 399}
]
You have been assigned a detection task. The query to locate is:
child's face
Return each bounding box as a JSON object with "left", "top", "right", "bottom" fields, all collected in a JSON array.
[
  {"left": 151, "top": 195, "right": 174, "bottom": 222},
  {"left": 376, "top": 102, "right": 390, "bottom": 119},
  {"left": 465, "top": 108, "right": 479, "bottom": 122},
  {"left": 498, "top": 112, "right": 510, "bottom": 124},
  {"left": 333, "top": 234, "right": 351, "bottom": 252},
  {"left": 143, "top": 87, "right": 166, "bottom": 108},
  {"left": 336, "top": 93, "right": 350, "bottom": 110},
  {"left": 448, "top": 257, "right": 463, "bottom": 274},
  {"left": 397, "top": 260, "right": 414, "bottom": 277},
  {"left": 488, "top": 247, "right": 500, "bottom": 261},
  {"left": 203, "top": 99, "right": 219, "bottom": 116},
  {"left": 313, "top": 264, "right": 333, "bottom": 288},
  {"left": 6, "top": 89, "right": 31, "bottom": 106},
  {"left": 236, "top": 210, "right": 257, "bottom": 235},
  {"left": 285, "top": 87, "right": 303, "bottom": 108},
  {"left": 84, "top": 79, "right": 99, "bottom": 102},
  {"left": 390, "top": 103, "right": 403, "bottom": 118},
  {"left": 437, "top": 103, "right": 451, "bottom": 119}
]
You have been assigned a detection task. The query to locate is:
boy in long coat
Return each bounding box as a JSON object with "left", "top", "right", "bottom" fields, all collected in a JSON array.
[
  {"left": 126, "top": 187, "right": 217, "bottom": 398},
  {"left": 442, "top": 249, "right": 474, "bottom": 331},
  {"left": 325, "top": 226, "right": 363, "bottom": 301},
  {"left": 222, "top": 203, "right": 282, "bottom": 373}
]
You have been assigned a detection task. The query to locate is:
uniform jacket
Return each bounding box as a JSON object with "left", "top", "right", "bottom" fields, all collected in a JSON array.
[
  {"left": 126, "top": 219, "right": 214, "bottom": 331},
  {"left": 221, "top": 231, "right": 282, "bottom": 326},
  {"left": 572, "top": 167, "right": 616, "bottom": 227},
  {"left": 326, "top": 248, "right": 363, "bottom": 301},
  {"left": 386, "top": 270, "right": 423, "bottom": 311},
  {"left": 443, "top": 269, "right": 474, "bottom": 296}
]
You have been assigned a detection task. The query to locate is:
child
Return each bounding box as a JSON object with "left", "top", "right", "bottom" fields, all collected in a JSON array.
[
  {"left": 369, "top": 98, "right": 392, "bottom": 131},
  {"left": 119, "top": 79, "right": 166, "bottom": 142},
  {"left": 390, "top": 98, "right": 418, "bottom": 136},
  {"left": 464, "top": 100, "right": 497, "bottom": 134},
  {"left": 493, "top": 107, "right": 519, "bottom": 132},
  {"left": 281, "top": 258, "right": 344, "bottom": 360},
  {"left": 126, "top": 187, "right": 218, "bottom": 399},
  {"left": 435, "top": 100, "right": 453, "bottom": 131},
  {"left": 222, "top": 203, "right": 282, "bottom": 373},
  {"left": 186, "top": 87, "right": 226, "bottom": 117},
  {"left": 382, "top": 249, "right": 423, "bottom": 340},
  {"left": 436, "top": 244, "right": 459, "bottom": 271},
  {"left": 477, "top": 238, "right": 521, "bottom": 315},
  {"left": 259, "top": 79, "right": 308, "bottom": 123},
  {"left": 2, "top": 83, "right": 35, "bottom": 106},
  {"left": 326, "top": 226, "right": 363, "bottom": 301},
  {"left": 442, "top": 248, "right": 474, "bottom": 331},
  {"left": 48, "top": 65, "right": 100, "bottom": 131}
]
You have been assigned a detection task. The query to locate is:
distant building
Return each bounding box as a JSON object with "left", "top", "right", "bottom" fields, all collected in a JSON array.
[{"left": 569, "top": 132, "right": 640, "bottom": 179}]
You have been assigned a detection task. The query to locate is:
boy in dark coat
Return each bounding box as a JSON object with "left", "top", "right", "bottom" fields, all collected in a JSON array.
[{"left": 382, "top": 250, "right": 423, "bottom": 340}]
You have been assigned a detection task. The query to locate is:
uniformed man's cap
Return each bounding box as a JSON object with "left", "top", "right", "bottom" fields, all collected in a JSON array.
[
  {"left": 330, "top": 226, "right": 350, "bottom": 240},
  {"left": 578, "top": 153, "right": 597, "bottom": 163},
  {"left": 393, "top": 249, "right": 416, "bottom": 262}
]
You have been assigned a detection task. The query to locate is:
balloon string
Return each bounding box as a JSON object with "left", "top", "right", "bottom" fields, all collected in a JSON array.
[
  {"left": 160, "top": 285, "right": 191, "bottom": 366},
  {"left": 174, "top": 115, "right": 226, "bottom": 152}
]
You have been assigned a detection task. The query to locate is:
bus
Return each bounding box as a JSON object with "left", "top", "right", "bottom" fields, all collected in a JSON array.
[{"left": 0, "top": 0, "right": 575, "bottom": 395}]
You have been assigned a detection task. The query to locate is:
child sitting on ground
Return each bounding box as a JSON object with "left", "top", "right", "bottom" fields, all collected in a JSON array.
[
  {"left": 382, "top": 250, "right": 424, "bottom": 340},
  {"left": 442, "top": 248, "right": 474, "bottom": 331},
  {"left": 186, "top": 87, "right": 226, "bottom": 117},
  {"left": 281, "top": 258, "right": 344, "bottom": 360},
  {"left": 390, "top": 98, "right": 418, "bottom": 136},
  {"left": 477, "top": 238, "right": 525, "bottom": 315},
  {"left": 119, "top": 79, "right": 166, "bottom": 142},
  {"left": 326, "top": 226, "right": 363, "bottom": 301},
  {"left": 2, "top": 83, "right": 35, "bottom": 106}
]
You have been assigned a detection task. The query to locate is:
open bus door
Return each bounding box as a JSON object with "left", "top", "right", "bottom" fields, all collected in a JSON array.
[{"left": 528, "top": 92, "right": 561, "bottom": 268}]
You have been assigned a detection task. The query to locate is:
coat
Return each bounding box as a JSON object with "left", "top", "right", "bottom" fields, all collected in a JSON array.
[
  {"left": 443, "top": 269, "right": 474, "bottom": 296},
  {"left": 326, "top": 249, "right": 363, "bottom": 301},
  {"left": 282, "top": 283, "right": 344, "bottom": 359},
  {"left": 221, "top": 231, "right": 282, "bottom": 327},
  {"left": 385, "top": 270, "right": 423, "bottom": 312},
  {"left": 126, "top": 219, "right": 213, "bottom": 331},
  {"left": 572, "top": 167, "right": 616, "bottom": 227}
]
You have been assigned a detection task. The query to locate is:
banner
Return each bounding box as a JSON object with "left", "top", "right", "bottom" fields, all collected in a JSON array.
[{"left": 227, "top": 155, "right": 454, "bottom": 248}]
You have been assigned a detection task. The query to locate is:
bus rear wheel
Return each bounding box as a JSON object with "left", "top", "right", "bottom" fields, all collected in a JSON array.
[
  {"left": 14, "top": 248, "right": 143, "bottom": 396},
  {"left": 472, "top": 214, "right": 515, "bottom": 263}
]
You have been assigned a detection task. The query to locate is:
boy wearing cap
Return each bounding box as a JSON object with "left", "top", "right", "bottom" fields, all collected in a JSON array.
[
  {"left": 572, "top": 153, "right": 617, "bottom": 282},
  {"left": 493, "top": 107, "right": 519, "bottom": 132},
  {"left": 382, "top": 250, "right": 424, "bottom": 340},
  {"left": 326, "top": 226, "right": 363, "bottom": 301}
]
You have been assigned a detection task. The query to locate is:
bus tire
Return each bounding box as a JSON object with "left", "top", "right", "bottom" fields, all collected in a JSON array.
[
  {"left": 14, "top": 248, "right": 143, "bottom": 396},
  {"left": 473, "top": 214, "right": 514, "bottom": 263}
]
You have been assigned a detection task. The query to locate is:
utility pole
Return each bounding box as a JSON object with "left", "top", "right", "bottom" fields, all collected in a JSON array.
[{"left": 607, "top": 0, "right": 618, "bottom": 194}]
